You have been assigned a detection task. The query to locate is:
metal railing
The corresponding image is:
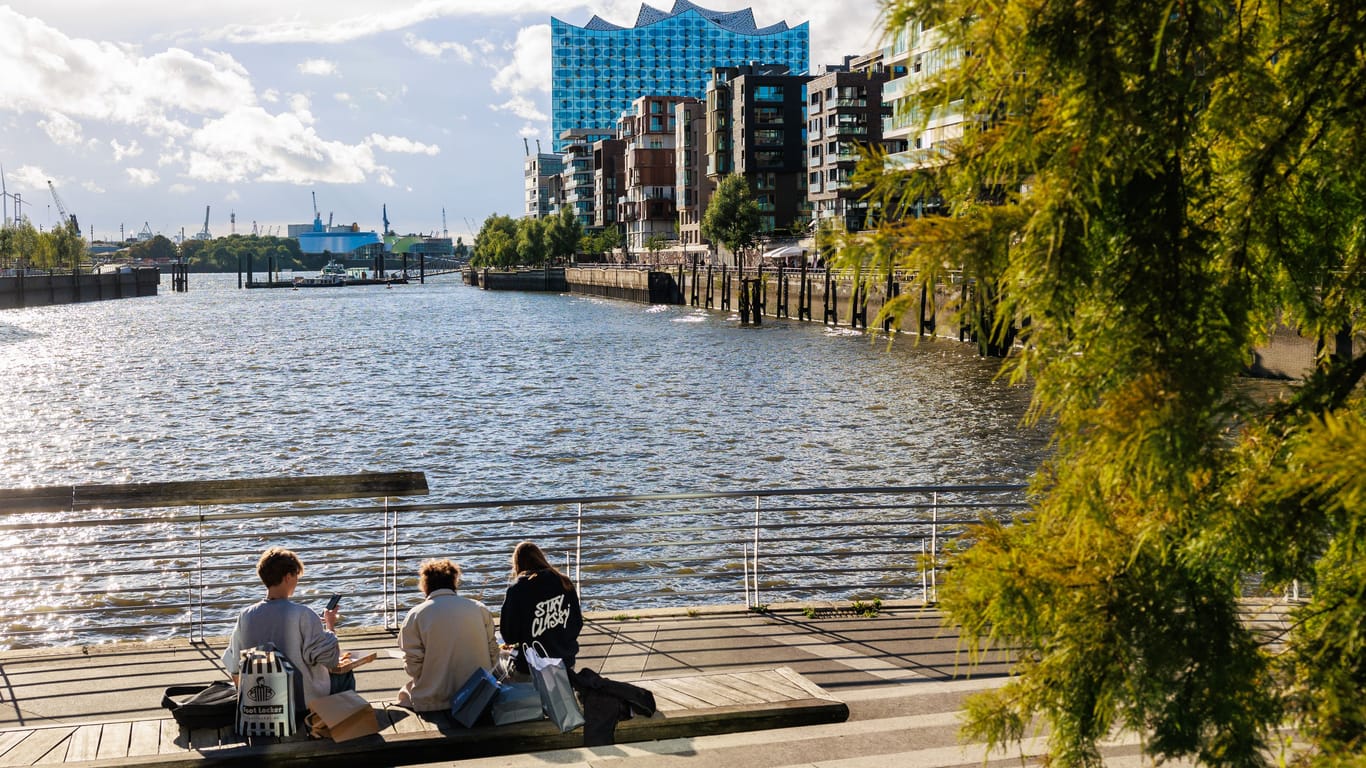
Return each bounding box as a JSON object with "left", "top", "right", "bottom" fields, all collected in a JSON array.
[{"left": 0, "top": 485, "right": 1026, "bottom": 649}]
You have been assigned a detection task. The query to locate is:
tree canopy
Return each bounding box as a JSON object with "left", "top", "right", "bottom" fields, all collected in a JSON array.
[
  {"left": 700, "top": 174, "right": 760, "bottom": 265},
  {"left": 847, "top": 0, "right": 1366, "bottom": 765}
]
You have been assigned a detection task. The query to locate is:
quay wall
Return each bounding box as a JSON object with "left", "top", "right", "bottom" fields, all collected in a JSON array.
[
  {"left": 465, "top": 264, "right": 1333, "bottom": 379},
  {"left": 0, "top": 268, "right": 160, "bottom": 310}
]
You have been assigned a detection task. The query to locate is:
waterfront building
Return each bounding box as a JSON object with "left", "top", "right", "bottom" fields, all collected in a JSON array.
[
  {"left": 706, "top": 64, "right": 812, "bottom": 236},
  {"left": 550, "top": 1, "right": 809, "bottom": 152},
  {"left": 806, "top": 63, "right": 894, "bottom": 232},
  {"left": 881, "top": 20, "right": 965, "bottom": 174},
  {"left": 675, "top": 100, "right": 712, "bottom": 253},
  {"left": 592, "top": 138, "right": 626, "bottom": 235},
  {"left": 524, "top": 152, "right": 564, "bottom": 219},
  {"left": 559, "top": 129, "right": 612, "bottom": 230},
  {"left": 618, "top": 95, "right": 696, "bottom": 254}
]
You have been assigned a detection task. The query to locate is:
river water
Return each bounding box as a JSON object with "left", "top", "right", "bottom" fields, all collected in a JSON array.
[{"left": 0, "top": 272, "right": 1050, "bottom": 646}]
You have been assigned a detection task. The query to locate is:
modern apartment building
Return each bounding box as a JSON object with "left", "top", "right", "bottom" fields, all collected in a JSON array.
[
  {"left": 523, "top": 152, "right": 563, "bottom": 219},
  {"left": 558, "top": 129, "right": 613, "bottom": 228},
  {"left": 881, "top": 20, "right": 965, "bottom": 170},
  {"left": 592, "top": 138, "right": 626, "bottom": 232},
  {"left": 674, "top": 100, "right": 712, "bottom": 251},
  {"left": 550, "top": 1, "right": 808, "bottom": 152},
  {"left": 806, "top": 68, "right": 892, "bottom": 232},
  {"left": 618, "top": 95, "right": 696, "bottom": 253},
  {"left": 706, "top": 64, "right": 811, "bottom": 235}
]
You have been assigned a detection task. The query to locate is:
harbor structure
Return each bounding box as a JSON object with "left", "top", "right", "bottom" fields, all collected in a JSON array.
[{"left": 550, "top": 1, "right": 808, "bottom": 152}]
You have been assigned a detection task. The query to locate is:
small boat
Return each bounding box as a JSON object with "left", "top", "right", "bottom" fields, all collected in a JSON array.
[{"left": 292, "top": 260, "right": 348, "bottom": 287}]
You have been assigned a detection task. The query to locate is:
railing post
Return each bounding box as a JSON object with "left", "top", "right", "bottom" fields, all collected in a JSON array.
[
  {"left": 195, "top": 506, "right": 205, "bottom": 643},
  {"left": 931, "top": 492, "right": 939, "bottom": 603},
  {"left": 575, "top": 502, "right": 583, "bottom": 598},
  {"left": 752, "top": 496, "right": 761, "bottom": 607},
  {"left": 384, "top": 497, "right": 398, "bottom": 630}
]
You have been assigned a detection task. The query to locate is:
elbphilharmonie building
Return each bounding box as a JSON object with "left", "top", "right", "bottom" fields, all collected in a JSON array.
[{"left": 550, "top": 1, "right": 809, "bottom": 151}]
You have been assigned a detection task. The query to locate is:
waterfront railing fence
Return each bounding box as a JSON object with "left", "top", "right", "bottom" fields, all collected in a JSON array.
[{"left": 0, "top": 484, "right": 1027, "bottom": 649}]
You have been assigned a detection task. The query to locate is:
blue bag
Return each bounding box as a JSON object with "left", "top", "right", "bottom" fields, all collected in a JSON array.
[
  {"left": 491, "top": 681, "right": 543, "bottom": 725},
  {"left": 450, "top": 668, "right": 499, "bottom": 728}
]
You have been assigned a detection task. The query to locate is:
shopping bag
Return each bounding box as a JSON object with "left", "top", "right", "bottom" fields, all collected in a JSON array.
[
  {"left": 524, "top": 643, "right": 584, "bottom": 733},
  {"left": 450, "top": 667, "right": 499, "bottom": 728},
  {"left": 236, "top": 645, "right": 297, "bottom": 737},
  {"left": 491, "top": 681, "right": 543, "bottom": 725},
  {"left": 305, "top": 689, "right": 378, "bottom": 742}
]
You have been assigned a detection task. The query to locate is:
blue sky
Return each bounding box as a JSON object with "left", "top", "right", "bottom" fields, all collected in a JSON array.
[{"left": 0, "top": 1, "right": 883, "bottom": 244}]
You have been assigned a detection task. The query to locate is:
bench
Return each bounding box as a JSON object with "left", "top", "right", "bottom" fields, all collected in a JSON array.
[{"left": 0, "top": 667, "right": 847, "bottom": 767}]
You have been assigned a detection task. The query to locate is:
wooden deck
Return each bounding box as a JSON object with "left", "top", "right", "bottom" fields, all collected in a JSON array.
[{"left": 0, "top": 667, "right": 847, "bottom": 767}]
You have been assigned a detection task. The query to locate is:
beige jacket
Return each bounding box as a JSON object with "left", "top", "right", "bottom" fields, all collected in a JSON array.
[{"left": 396, "top": 589, "right": 499, "bottom": 712}]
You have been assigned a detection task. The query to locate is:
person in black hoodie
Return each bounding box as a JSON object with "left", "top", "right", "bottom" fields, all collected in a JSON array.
[{"left": 499, "top": 541, "right": 583, "bottom": 674}]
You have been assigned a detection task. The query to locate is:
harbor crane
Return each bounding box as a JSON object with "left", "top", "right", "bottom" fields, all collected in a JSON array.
[
  {"left": 194, "top": 205, "right": 211, "bottom": 240},
  {"left": 47, "top": 179, "right": 79, "bottom": 234}
]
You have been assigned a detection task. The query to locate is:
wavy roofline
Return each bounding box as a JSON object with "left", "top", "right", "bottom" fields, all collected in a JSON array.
[{"left": 555, "top": 1, "right": 804, "bottom": 35}]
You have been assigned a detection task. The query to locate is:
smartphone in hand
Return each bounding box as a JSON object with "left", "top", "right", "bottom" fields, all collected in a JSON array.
[{"left": 325, "top": 594, "right": 342, "bottom": 611}]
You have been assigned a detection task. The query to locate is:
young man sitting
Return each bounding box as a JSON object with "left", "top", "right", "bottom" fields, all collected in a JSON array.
[{"left": 222, "top": 547, "right": 354, "bottom": 705}]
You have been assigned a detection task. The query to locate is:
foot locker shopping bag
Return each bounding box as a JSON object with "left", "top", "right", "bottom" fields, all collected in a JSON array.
[{"left": 236, "top": 645, "right": 298, "bottom": 737}]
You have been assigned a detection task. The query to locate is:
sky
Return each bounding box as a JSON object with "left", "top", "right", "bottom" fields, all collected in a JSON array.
[{"left": 0, "top": 1, "right": 885, "bottom": 245}]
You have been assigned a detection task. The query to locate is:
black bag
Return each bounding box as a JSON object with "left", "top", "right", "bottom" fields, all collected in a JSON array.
[{"left": 162, "top": 680, "right": 238, "bottom": 730}]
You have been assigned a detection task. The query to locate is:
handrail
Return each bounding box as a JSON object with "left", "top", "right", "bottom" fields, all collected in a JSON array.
[{"left": 0, "top": 483, "right": 1027, "bottom": 649}]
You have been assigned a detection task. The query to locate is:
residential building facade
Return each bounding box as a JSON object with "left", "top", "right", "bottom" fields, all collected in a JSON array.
[
  {"left": 881, "top": 20, "right": 965, "bottom": 171},
  {"left": 592, "top": 138, "right": 626, "bottom": 233},
  {"left": 674, "top": 100, "right": 712, "bottom": 251},
  {"left": 707, "top": 64, "right": 811, "bottom": 236},
  {"left": 524, "top": 152, "right": 564, "bottom": 219},
  {"left": 618, "top": 95, "right": 695, "bottom": 253},
  {"left": 550, "top": 1, "right": 808, "bottom": 151},
  {"left": 806, "top": 68, "right": 892, "bottom": 232},
  {"left": 558, "top": 129, "right": 613, "bottom": 229}
]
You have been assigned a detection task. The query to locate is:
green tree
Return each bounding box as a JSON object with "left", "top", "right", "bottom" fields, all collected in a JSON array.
[
  {"left": 471, "top": 214, "right": 518, "bottom": 268},
  {"left": 2, "top": 220, "right": 41, "bottom": 269},
  {"left": 545, "top": 207, "right": 583, "bottom": 263},
  {"left": 516, "top": 216, "right": 548, "bottom": 267},
  {"left": 45, "top": 221, "right": 84, "bottom": 271},
  {"left": 852, "top": 1, "right": 1366, "bottom": 766},
  {"left": 643, "top": 233, "right": 668, "bottom": 266},
  {"left": 127, "top": 234, "right": 177, "bottom": 262},
  {"left": 700, "top": 174, "right": 760, "bottom": 267}
]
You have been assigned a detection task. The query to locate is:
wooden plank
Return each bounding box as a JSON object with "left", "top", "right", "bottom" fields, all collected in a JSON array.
[
  {"left": 675, "top": 674, "right": 768, "bottom": 706},
  {"left": 2, "top": 727, "right": 74, "bottom": 766},
  {"left": 215, "top": 727, "right": 247, "bottom": 748},
  {"left": 95, "top": 721, "right": 131, "bottom": 760},
  {"left": 158, "top": 721, "right": 189, "bottom": 754},
  {"left": 656, "top": 676, "right": 752, "bottom": 707},
  {"left": 0, "top": 732, "right": 28, "bottom": 760},
  {"left": 730, "top": 670, "right": 811, "bottom": 701},
  {"left": 382, "top": 705, "right": 430, "bottom": 734},
  {"left": 773, "top": 666, "right": 839, "bottom": 701},
  {"left": 636, "top": 680, "right": 714, "bottom": 710},
  {"left": 126, "top": 721, "right": 161, "bottom": 758},
  {"left": 0, "top": 471, "right": 429, "bottom": 514},
  {"left": 638, "top": 687, "right": 691, "bottom": 712},
  {"left": 61, "top": 725, "right": 101, "bottom": 762}
]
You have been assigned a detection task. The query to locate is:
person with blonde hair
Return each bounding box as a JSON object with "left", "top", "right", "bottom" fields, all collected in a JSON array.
[
  {"left": 396, "top": 558, "right": 499, "bottom": 711},
  {"left": 499, "top": 541, "right": 583, "bottom": 674}
]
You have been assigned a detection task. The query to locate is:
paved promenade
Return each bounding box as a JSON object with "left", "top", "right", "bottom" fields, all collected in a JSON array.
[{"left": 0, "top": 600, "right": 1259, "bottom": 766}]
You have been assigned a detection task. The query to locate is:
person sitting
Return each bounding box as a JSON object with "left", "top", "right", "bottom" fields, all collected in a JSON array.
[
  {"left": 499, "top": 541, "right": 583, "bottom": 674},
  {"left": 222, "top": 547, "right": 354, "bottom": 706},
  {"left": 396, "top": 558, "right": 500, "bottom": 712}
]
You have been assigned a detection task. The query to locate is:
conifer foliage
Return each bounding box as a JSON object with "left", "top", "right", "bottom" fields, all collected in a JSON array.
[{"left": 858, "top": 0, "right": 1366, "bottom": 764}]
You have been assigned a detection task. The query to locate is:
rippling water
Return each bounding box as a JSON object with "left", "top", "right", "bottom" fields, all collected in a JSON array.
[{"left": 0, "top": 272, "right": 1049, "bottom": 646}]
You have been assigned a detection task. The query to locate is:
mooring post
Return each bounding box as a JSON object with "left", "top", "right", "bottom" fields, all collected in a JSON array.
[
  {"left": 823, "top": 269, "right": 836, "bottom": 324},
  {"left": 706, "top": 263, "right": 714, "bottom": 308},
  {"left": 751, "top": 278, "right": 763, "bottom": 326},
  {"left": 721, "top": 264, "right": 730, "bottom": 311},
  {"left": 738, "top": 278, "right": 751, "bottom": 324}
]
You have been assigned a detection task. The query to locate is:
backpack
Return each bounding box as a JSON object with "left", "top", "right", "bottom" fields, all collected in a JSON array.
[{"left": 161, "top": 680, "right": 238, "bottom": 730}]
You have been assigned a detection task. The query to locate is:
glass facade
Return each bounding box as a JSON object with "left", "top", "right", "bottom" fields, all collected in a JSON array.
[{"left": 551, "top": 2, "right": 809, "bottom": 151}]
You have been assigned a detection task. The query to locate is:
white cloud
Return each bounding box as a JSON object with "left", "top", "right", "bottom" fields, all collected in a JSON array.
[
  {"left": 518, "top": 123, "right": 540, "bottom": 138},
  {"left": 404, "top": 33, "right": 473, "bottom": 63},
  {"left": 168, "top": 183, "right": 195, "bottom": 195},
  {"left": 335, "top": 92, "right": 352, "bottom": 103},
  {"left": 0, "top": 8, "right": 432, "bottom": 189},
  {"left": 111, "top": 138, "right": 143, "bottom": 162},
  {"left": 8, "top": 164, "right": 50, "bottom": 193},
  {"left": 298, "top": 58, "right": 337, "bottom": 76},
  {"left": 126, "top": 168, "right": 159, "bottom": 186},
  {"left": 490, "top": 95, "right": 547, "bottom": 122},
  {"left": 81, "top": 180, "right": 105, "bottom": 194},
  {"left": 38, "top": 112, "right": 85, "bottom": 146},
  {"left": 225, "top": 190, "right": 240, "bottom": 201},
  {"left": 473, "top": 39, "right": 495, "bottom": 55},
  {"left": 491, "top": 25, "right": 550, "bottom": 98},
  {"left": 262, "top": 88, "right": 280, "bottom": 103},
  {"left": 367, "top": 134, "right": 440, "bottom": 155}
]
